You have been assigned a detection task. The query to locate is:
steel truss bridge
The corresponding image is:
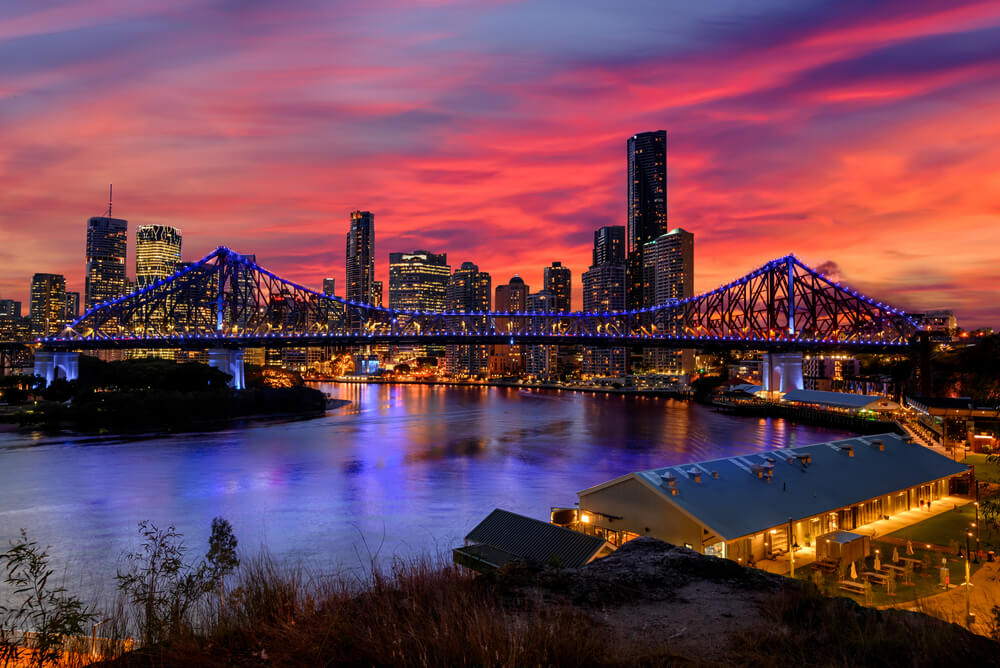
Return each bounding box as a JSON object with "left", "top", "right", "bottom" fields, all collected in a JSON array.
[{"left": 34, "top": 247, "right": 922, "bottom": 352}]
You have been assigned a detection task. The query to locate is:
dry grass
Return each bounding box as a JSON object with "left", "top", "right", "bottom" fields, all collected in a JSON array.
[{"left": 97, "top": 554, "right": 611, "bottom": 667}]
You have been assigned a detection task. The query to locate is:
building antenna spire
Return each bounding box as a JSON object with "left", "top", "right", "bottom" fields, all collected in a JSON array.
[{"left": 108, "top": 183, "right": 113, "bottom": 218}]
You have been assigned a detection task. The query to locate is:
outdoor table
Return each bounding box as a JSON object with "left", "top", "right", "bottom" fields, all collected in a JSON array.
[
  {"left": 899, "top": 557, "right": 922, "bottom": 570},
  {"left": 862, "top": 571, "right": 887, "bottom": 585},
  {"left": 883, "top": 564, "right": 906, "bottom": 575},
  {"left": 838, "top": 580, "right": 866, "bottom": 595}
]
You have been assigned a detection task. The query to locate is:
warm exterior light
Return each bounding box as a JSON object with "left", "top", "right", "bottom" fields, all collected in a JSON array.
[{"left": 580, "top": 513, "right": 591, "bottom": 524}]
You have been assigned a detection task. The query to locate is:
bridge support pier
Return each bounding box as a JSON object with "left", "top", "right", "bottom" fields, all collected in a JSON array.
[
  {"left": 208, "top": 348, "right": 245, "bottom": 390},
  {"left": 33, "top": 351, "right": 80, "bottom": 386},
  {"left": 762, "top": 352, "right": 804, "bottom": 394}
]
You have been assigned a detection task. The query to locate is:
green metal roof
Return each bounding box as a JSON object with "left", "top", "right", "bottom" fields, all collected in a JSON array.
[
  {"left": 459, "top": 508, "right": 608, "bottom": 569},
  {"left": 606, "top": 433, "right": 968, "bottom": 542}
]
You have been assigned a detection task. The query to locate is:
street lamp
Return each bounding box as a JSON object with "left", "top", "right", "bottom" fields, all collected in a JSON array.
[
  {"left": 965, "top": 530, "right": 973, "bottom": 627},
  {"left": 975, "top": 501, "right": 981, "bottom": 556}
]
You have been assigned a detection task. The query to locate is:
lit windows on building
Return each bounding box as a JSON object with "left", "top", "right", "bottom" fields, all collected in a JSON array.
[
  {"left": 136, "top": 225, "right": 182, "bottom": 288},
  {"left": 86, "top": 216, "right": 127, "bottom": 309},
  {"left": 30, "top": 273, "right": 67, "bottom": 336}
]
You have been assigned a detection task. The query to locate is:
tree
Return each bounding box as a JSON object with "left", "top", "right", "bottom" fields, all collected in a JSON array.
[
  {"left": 0, "top": 530, "right": 97, "bottom": 667},
  {"left": 116, "top": 518, "right": 240, "bottom": 646}
]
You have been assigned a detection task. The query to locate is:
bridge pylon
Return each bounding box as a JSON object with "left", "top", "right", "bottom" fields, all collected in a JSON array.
[{"left": 208, "top": 348, "right": 245, "bottom": 389}]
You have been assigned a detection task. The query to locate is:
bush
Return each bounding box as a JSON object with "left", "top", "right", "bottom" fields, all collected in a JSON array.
[
  {"left": 116, "top": 518, "right": 239, "bottom": 646},
  {"left": 0, "top": 530, "right": 97, "bottom": 667}
]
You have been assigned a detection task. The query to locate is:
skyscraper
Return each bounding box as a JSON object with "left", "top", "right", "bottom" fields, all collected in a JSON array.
[
  {"left": 0, "top": 299, "right": 22, "bottom": 318},
  {"left": 584, "top": 224, "right": 628, "bottom": 378},
  {"left": 136, "top": 225, "right": 182, "bottom": 288},
  {"left": 446, "top": 262, "right": 491, "bottom": 313},
  {"left": 388, "top": 250, "right": 450, "bottom": 311},
  {"left": 643, "top": 228, "right": 693, "bottom": 306},
  {"left": 30, "top": 273, "right": 67, "bottom": 336},
  {"left": 543, "top": 262, "right": 571, "bottom": 313},
  {"left": 65, "top": 292, "right": 80, "bottom": 321},
  {"left": 322, "top": 278, "right": 336, "bottom": 296},
  {"left": 489, "top": 276, "right": 528, "bottom": 376},
  {"left": 642, "top": 228, "right": 694, "bottom": 375},
  {"left": 525, "top": 289, "right": 557, "bottom": 378},
  {"left": 445, "top": 262, "right": 491, "bottom": 377},
  {"left": 346, "top": 211, "right": 375, "bottom": 305},
  {"left": 86, "top": 216, "right": 128, "bottom": 309},
  {"left": 593, "top": 226, "right": 626, "bottom": 267},
  {"left": 627, "top": 131, "right": 667, "bottom": 308},
  {"left": 372, "top": 281, "right": 383, "bottom": 307}
]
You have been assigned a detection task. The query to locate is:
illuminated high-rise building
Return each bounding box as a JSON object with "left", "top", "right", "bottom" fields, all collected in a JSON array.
[
  {"left": 30, "top": 273, "right": 67, "bottom": 336},
  {"left": 322, "top": 278, "right": 336, "bottom": 296},
  {"left": 372, "top": 281, "right": 383, "bottom": 307},
  {"left": 594, "top": 226, "right": 626, "bottom": 267},
  {"left": 642, "top": 227, "right": 694, "bottom": 375},
  {"left": 0, "top": 299, "right": 22, "bottom": 318},
  {"left": 445, "top": 262, "right": 491, "bottom": 376},
  {"left": 582, "top": 264, "right": 627, "bottom": 377},
  {"left": 346, "top": 211, "right": 375, "bottom": 305},
  {"left": 86, "top": 216, "right": 128, "bottom": 309},
  {"left": 543, "top": 262, "right": 571, "bottom": 313},
  {"left": 626, "top": 131, "right": 667, "bottom": 308},
  {"left": 489, "top": 276, "right": 528, "bottom": 377},
  {"left": 65, "top": 292, "right": 80, "bottom": 321},
  {"left": 388, "top": 250, "right": 450, "bottom": 311},
  {"left": 136, "top": 225, "right": 182, "bottom": 288}
]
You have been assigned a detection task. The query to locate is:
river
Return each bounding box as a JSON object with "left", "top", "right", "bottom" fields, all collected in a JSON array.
[{"left": 0, "top": 383, "right": 852, "bottom": 598}]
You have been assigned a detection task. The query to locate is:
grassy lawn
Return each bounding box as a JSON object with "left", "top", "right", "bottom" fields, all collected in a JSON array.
[
  {"left": 963, "top": 453, "right": 1000, "bottom": 484},
  {"left": 885, "top": 501, "right": 1000, "bottom": 551},
  {"left": 798, "top": 545, "right": 983, "bottom": 606}
]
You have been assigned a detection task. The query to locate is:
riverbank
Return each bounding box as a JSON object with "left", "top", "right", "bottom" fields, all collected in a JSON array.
[
  {"left": 307, "top": 375, "right": 694, "bottom": 399},
  {"left": 4, "top": 386, "right": 332, "bottom": 435}
]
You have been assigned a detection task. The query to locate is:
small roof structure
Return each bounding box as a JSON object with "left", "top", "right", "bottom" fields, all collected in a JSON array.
[
  {"left": 579, "top": 433, "right": 969, "bottom": 543},
  {"left": 781, "top": 389, "right": 900, "bottom": 412},
  {"left": 454, "top": 508, "right": 611, "bottom": 572},
  {"left": 730, "top": 383, "right": 763, "bottom": 395}
]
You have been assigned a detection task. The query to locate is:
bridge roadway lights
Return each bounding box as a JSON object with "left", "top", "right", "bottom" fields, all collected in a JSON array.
[
  {"left": 762, "top": 352, "right": 804, "bottom": 393},
  {"left": 33, "top": 350, "right": 80, "bottom": 387},
  {"left": 208, "top": 348, "right": 245, "bottom": 390}
]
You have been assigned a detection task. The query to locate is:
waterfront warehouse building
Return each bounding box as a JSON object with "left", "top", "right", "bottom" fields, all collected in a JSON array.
[{"left": 571, "top": 433, "right": 968, "bottom": 564}]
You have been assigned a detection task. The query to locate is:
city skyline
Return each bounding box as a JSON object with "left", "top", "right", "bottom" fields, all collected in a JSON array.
[{"left": 2, "top": 3, "right": 1000, "bottom": 327}]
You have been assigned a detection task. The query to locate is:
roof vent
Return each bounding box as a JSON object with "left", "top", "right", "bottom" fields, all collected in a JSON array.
[
  {"left": 795, "top": 454, "right": 812, "bottom": 465},
  {"left": 687, "top": 468, "right": 701, "bottom": 483},
  {"left": 712, "top": 471, "right": 719, "bottom": 479},
  {"left": 842, "top": 445, "right": 854, "bottom": 457},
  {"left": 871, "top": 439, "right": 885, "bottom": 452}
]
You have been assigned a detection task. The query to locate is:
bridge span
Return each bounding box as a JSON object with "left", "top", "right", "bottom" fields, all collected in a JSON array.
[{"left": 34, "top": 247, "right": 923, "bottom": 388}]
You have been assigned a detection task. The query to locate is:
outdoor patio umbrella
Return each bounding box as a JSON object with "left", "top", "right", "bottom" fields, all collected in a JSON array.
[
  {"left": 892, "top": 547, "right": 899, "bottom": 563},
  {"left": 874, "top": 552, "right": 881, "bottom": 571},
  {"left": 850, "top": 561, "right": 857, "bottom": 580},
  {"left": 906, "top": 539, "right": 914, "bottom": 556}
]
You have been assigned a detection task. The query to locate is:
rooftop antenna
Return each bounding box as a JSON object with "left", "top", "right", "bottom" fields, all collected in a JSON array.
[{"left": 108, "top": 184, "right": 113, "bottom": 218}]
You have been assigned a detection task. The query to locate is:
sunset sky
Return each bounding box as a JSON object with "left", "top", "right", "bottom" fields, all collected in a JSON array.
[{"left": 2, "top": 1, "right": 999, "bottom": 326}]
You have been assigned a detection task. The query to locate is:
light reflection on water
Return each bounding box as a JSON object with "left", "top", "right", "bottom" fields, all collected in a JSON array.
[{"left": 0, "top": 384, "right": 851, "bottom": 598}]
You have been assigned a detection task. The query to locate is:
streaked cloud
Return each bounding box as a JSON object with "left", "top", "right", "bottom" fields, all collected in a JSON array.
[{"left": 1, "top": 0, "right": 998, "bottom": 326}]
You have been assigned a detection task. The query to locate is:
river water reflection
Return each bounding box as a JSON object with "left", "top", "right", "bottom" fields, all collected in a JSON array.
[{"left": 0, "top": 384, "right": 851, "bottom": 596}]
